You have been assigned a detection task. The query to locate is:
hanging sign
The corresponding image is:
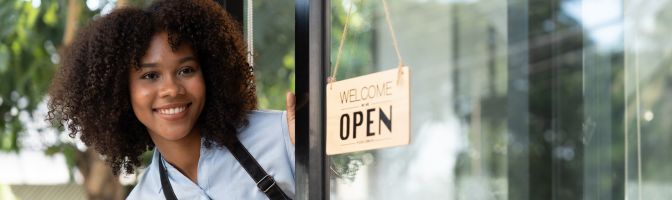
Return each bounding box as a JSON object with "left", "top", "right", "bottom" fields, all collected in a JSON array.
[{"left": 326, "top": 67, "right": 410, "bottom": 155}]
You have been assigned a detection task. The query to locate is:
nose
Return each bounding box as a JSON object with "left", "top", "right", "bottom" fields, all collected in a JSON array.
[{"left": 158, "top": 75, "right": 185, "bottom": 98}]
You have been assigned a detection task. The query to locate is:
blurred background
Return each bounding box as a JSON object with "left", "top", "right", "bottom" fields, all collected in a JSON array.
[{"left": 0, "top": 0, "right": 294, "bottom": 199}]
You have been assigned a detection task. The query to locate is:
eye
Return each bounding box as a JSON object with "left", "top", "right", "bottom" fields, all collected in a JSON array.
[
  {"left": 178, "top": 67, "right": 196, "bottom": 76},
  {"left": 141, "top": 72, "right": 159, "bottom": 80}
]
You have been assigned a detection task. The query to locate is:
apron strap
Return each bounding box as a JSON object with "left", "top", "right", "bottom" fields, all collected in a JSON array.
[
  {"left": 158, "top": 135, "right": 292, "bottom": 200},
  {"left": 224, "top": 136, "right": 292, "bottom": 200},
  {"left": 158, "top": 155, "right": 178, "bottom": 200}
]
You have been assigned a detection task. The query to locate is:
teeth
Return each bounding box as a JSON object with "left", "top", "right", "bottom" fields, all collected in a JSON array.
[{"left": 157, "top": 106, "right": 186, "bottom": 115}]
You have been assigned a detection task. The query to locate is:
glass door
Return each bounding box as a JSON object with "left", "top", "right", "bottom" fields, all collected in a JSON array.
[
  {"left": 294, "top": 0, "right": 672, "bottom": 199},
  {"left": 327, "top": 0, "right": 510, "bottom": 199}
]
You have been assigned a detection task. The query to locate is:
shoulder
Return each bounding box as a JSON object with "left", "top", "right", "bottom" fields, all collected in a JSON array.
[
  {"left": 126, "top": 151, "right": 160, "bottom": 200},
  {"left": 246, "top": 110, "right": 286, "bottom": 124},
  {"left": 237, "top": 110, "right": 290, "bottom": 154},
  {"left": 238, "top": 110, "right": 288, "bottom": 141}
]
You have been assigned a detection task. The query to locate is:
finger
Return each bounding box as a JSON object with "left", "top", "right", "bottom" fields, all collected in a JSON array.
[
  {"left": 286, "top": 92, "right": 296, "bottom": 119},
  {"left": 286, "top": 92, "right": 296, "bottom": 144}
]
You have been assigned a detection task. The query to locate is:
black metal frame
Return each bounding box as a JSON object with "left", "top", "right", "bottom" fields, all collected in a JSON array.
[{"left": 295, "top": 0, "right": 329, "bottom": 199}]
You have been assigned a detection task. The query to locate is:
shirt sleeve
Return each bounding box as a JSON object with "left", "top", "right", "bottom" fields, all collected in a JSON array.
[{"left": 281, "top": 110, "right": 295, "bottom": 176}]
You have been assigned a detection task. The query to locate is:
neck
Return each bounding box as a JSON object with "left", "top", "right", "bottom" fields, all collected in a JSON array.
[{"left": 152, "top": 128, "right": 201, "bottom": 183}]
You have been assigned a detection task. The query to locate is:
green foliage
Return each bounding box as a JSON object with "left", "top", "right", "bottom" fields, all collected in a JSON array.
[
  {"left": 329, "top": 151, "right": 373, "bottom": 181},
  {"left": 253, "top": 0, "right": 296, "bottom": 109},
  {"left": 0, "top": 0, "right": 144, "bottom": 152},
  {"left": 0, "top": 0, "right": 66, "bottom": 151},
  {"left": 330, "top": 0, "right": 375, "bottom": 80}
]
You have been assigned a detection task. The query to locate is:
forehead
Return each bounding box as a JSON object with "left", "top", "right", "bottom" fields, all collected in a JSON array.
[{"left": 141, "top": 32, "right": 196, "bottom": 65}]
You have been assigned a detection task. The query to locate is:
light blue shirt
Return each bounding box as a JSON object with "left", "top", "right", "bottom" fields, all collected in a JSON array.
[{"left": 127, "top": 110, "right": 295, "bottom": 200}]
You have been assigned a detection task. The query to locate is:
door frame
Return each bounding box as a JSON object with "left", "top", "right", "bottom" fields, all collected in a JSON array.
[{"left": 295, "top": 0, "right": 330, "bottom": 199}]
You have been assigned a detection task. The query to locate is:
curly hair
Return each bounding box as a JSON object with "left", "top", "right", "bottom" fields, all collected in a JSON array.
[{"left": 47, "top": 0, "right": 257, "bottom": 175}]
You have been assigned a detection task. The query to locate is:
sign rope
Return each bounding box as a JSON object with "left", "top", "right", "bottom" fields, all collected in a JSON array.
[
  {"left": 247, "top": 0, "right": 254, "bottom": 68},
  {"left": 330, "top": 0, "right": 354, "bottom": 87},
  {"left": 380, "top": 0, "right": 406, "bottom": 85},
  {"left": 330, "top": 0, "right": 407, "bottom": 88}
]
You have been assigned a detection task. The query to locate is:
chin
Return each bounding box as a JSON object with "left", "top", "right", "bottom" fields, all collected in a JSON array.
[{"left": 155, "top": 127, "right": 193, "bottom": 141}]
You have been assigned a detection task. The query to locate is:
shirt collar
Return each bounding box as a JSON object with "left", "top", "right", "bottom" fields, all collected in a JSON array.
[{"left": 153, "top": 137, "right": 214, "bottom": 194}]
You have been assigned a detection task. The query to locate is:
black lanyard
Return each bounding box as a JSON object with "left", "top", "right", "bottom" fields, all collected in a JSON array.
[{"left": 158, "top": 136, "right": 292, "bottom": 200}]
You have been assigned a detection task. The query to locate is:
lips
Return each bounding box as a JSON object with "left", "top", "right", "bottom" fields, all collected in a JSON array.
[
  {"left": 153, "top": 103, "right": 191, "bottom": 119},
  {"left": 157, "top": 106, "right": 187, "bottom": 115}
]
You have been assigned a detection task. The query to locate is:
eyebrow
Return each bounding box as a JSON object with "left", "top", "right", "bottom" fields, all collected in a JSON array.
[
  {"left": 139, "top": 56, "right": 197, "bottom": 69},
  {"left": 178, "top": 56, "right": 197, "bottom": 64}
]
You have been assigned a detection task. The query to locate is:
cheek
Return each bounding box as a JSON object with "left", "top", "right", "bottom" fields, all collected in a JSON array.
[
  {"left": 186, "top": 75, "right": 207, "bottom": 117},
  {"left": 187, "top": 75, "right": 206, "bottom": 102},
  {"left": 129, "top": 83, "right": 155, "bottom": 114}
]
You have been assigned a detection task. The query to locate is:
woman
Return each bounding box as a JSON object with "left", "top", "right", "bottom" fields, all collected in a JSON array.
[{"left": 47, "top": 0, "right": 295, "bottom": 199}]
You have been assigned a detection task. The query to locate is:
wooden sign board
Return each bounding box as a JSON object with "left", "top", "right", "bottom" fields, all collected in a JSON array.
[{"left": 326, "top": 67, "right": 410, "bottom": 155}]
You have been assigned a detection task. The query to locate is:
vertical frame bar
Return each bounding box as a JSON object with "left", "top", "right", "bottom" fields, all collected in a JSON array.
[
  {"left": 507, "top": 0, "right": 530, "bottom": 199},
  {"left": 296, "top": 0, "right": 329, "bottom": 199},
  {"left": 581, "top": 1, "right": 625, "bottom": 199},
  {"left": 508, "top": 0, "right": 587, "bottom": 199}
]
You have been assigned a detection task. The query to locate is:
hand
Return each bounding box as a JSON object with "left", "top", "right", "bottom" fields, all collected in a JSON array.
[{"left": 286, "top": 92, "right": 296, "bottom": 145}]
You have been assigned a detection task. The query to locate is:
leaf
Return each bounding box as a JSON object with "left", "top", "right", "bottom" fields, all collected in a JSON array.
[
  {"left": 44, "top": 144, "right": 62, "bottom": 156},
  {"left": 43, "top": 2, "right": 59, "bottom": 27},
  {"left": 26, "top": 3, "right": 40, "bottom": 28},
  {"left": 0, "top": 45, "right": 9, "bottom": 73}
]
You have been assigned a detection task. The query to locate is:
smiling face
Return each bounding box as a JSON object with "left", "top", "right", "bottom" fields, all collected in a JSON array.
[{"left": 129, "top": 32, "right": 205, "bottom": 143}]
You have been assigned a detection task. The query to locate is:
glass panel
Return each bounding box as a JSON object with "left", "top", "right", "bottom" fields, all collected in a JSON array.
[
  {"left": 251, "top": 0, "right": 295, "bottom": 110},
  {"left": 328, "top": 0, "right": 509, "bottom": 199},
  {"left": 325, "top": 0, "right": 672, "bottom": 199},
  {"left": 623, "top": 0, "right": 672, "bottom": 199}
]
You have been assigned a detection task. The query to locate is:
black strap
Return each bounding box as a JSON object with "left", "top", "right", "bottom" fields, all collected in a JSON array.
[
  {"left": 157, "top": 136, "right": 292, "bottom": 200},
  {"left": 158, "top": 155, "right": 178, "bottom": 200},
  {"left": 224, "top": 136, "right": 292, "bottom": 200}
]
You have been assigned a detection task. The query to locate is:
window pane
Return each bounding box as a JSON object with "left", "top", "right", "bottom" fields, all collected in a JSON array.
[
  {"left": 328, "top": 0, "right": 509, "bottom": 199},
  {"left": 623, "top": 0, "right": 672, "bottom": 198},
  {"left": 325, "top": 0, "right": 672, "bottom": 199}
]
